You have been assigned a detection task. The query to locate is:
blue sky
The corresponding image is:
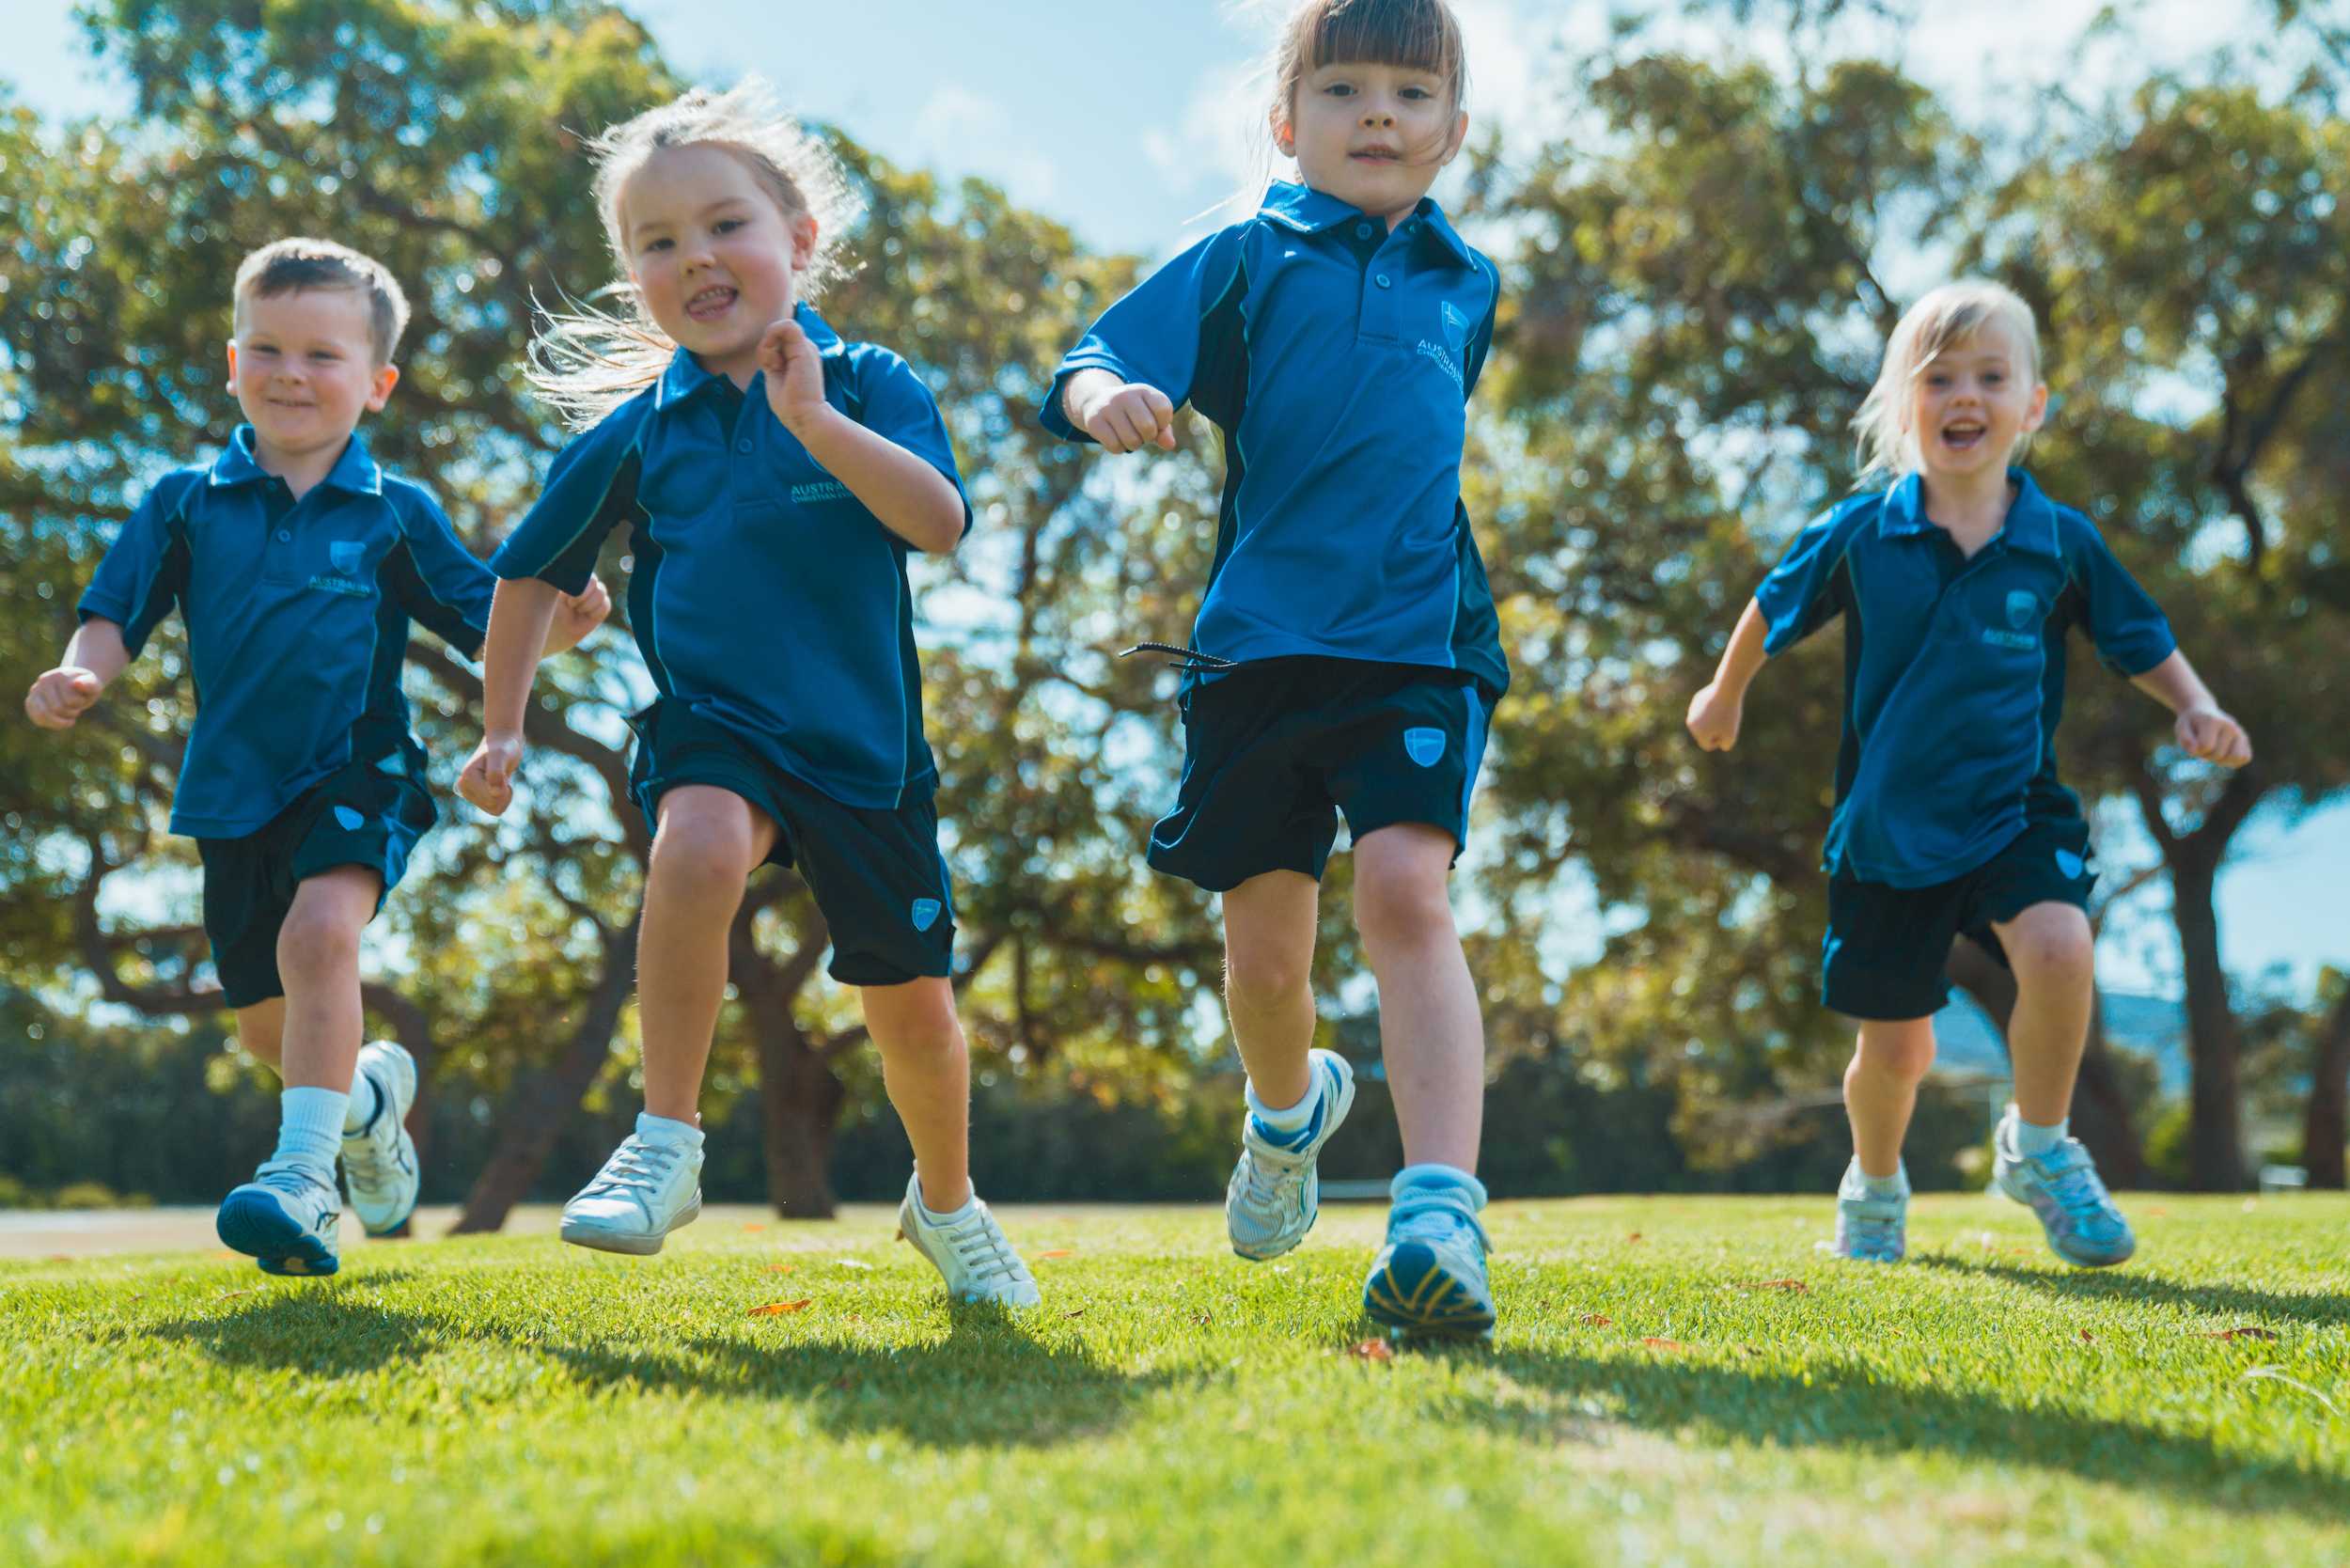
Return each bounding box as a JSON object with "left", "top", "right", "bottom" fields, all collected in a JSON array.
[{"left": 8, "top": 0, "right": 2339, "bottom": 1000}]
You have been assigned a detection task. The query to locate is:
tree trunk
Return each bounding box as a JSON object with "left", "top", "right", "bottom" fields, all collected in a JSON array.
[
  {"left": 760, "top": 1019, "right": 847, "bottom": 1219},
  {"left": 2302, "top": 990, "right": 2350, "bottom": 1189},
  {"left": 1945, "top": 936, "right": 2148, "bottom": 1186},
  {"left": 449, "top": 918, "right": 641, "bottom": 1234},
  {"left": 2169, "top": 854, "right": 2248, "bottom": 1191}
]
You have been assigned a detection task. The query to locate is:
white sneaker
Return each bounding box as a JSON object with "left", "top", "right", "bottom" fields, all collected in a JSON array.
[
  {"left": 559, "top": 1120, "right": 703, "bottom": 1255},
  {"left": 216, "top": 1160, "right": 343, "bottom": 1277},
  {"left": 341, "top": 1041, "right": 420, "bottom": 1236},
  {"left": 1225, "top": 1048, "right": 1355, "bottom": 1261},
  {"left": 896, "top": 1174, "right": 1042, "bottom": 1307}
]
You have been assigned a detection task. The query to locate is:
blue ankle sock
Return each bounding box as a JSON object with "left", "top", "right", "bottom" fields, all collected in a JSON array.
[
  {"left": 273, "top": 1088, "right": 348, "bottom": 1181},
  {"left": 1246, "top": 1075, "right": 1321, "bottom": 1148}
]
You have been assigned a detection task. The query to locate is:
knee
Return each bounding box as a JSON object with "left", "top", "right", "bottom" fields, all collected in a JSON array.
[
  {"left": 276, "top": 904, "right": 362, "bottom": 980},
  {"left": 1354, "top": 871, "right": 1457, "bottom": 962},
  {"left": 2004, "top": 909, "right": 2095, "bottom": 990},
  {"left": 650, "top": 809, "right": 757, "bottom": 899},
  {"left": 869, "top": 982, "right": 964, "bottom": 1060},
  {"left": 1853, "top": 1028, "right": 1936, "bottom": 1085},
  {"left": 1226, "top": 945, "right": 1311, "bottom": 1015}
]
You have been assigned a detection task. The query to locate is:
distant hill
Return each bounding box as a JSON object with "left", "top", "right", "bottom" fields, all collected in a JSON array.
[{"left": 1932, "top": 991, "right": 2189, "bottom": 1091}]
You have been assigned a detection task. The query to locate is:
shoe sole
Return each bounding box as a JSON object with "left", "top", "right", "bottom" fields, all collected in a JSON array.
[
  {"left": 1990, "top": 1170, "right": 2136, "bottom": 1269},
  {"left": 217, "top": 1189, "right": 339, "bottom": 1277},
  {"left": 559, "top": 1195, "right": 701, "bottom": 1256},
  {"left": 1227, "top": 1053, "right": 1358, "bottom": 1262},
  {"left": 1364, "top": 1241, "right": 1495, "bottom": 1341}
]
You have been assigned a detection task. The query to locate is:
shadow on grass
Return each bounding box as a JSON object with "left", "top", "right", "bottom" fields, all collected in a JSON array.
[
  {"left": 148, "top": 1293, "right": 1174, "bottom": 1450},
  {"left": 1914, "top": 1254, "right": 2350, "bottom": 1328},
  {"left": 1459, "top": 1343, "right": 2346, "bottom": 1522}
]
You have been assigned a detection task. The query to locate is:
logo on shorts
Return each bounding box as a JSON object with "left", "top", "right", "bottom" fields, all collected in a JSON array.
[
  {"left": 332, "top": 806, "right": 366, "bottom": 832},
  {"left": 910, "top": 898, "right": 943, "bottom": 933},
  {"left": 2055, "top": 848, "right": 2087, "bottom": 880},
  {"left": 330, "top": 540, "right": 365, "bottom": 575},
  {"left": 1403, "top": 727, "right": 1447, "bottom": 768},
  {"left": 2004, "top": 589, "right": 2038, "bottom": 630}
]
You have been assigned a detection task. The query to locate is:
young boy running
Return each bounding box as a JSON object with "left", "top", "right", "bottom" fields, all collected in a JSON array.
[{"left": 25, "top": 239, "right": 606, "bottom": 1274}]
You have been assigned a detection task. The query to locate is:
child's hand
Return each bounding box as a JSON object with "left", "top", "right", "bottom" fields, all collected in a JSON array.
[
  {"left": 547, "top": 577, "right": 612, "bottom": 653},
  {"left": 1685, "top": 682, "right": 1744, "bottom": 751},
  {"left": 2175, "top": 705, "right": 2252, "bottom": 768},
  {"left": 24, "top": 666, "right": 103, "bottom": 730},
  {"left": 1074, "top": 380, "right": 1176, "bottom": 454},
  {"left": 757, "top": 316, "right": 829, "bottom": 432},
  {"left": 457, "top": 734, "right": 525, "bottom": 816}
]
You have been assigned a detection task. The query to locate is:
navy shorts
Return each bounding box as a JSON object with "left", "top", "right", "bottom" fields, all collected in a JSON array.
[
  {"left": 1148, "top": 657, "right": 1494, "bottom": 893},
  {"left": 627, "top": 699, "right": 954, "bottom": 987},
  {"left": 196, "top": 719, "right": 435, "bottom": 1009},
  {"left": 1822, "top": 816, "right": 2097, "bottom": 1021}
]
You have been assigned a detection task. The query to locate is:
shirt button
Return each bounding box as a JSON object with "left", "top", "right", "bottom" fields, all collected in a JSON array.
[
  {"left": 274, "top": 528, "right": 292, "bottom": 542},
  {"left": 1355, "top": 222, "right": 1374, "bottom": 240},
  {"left": 1374, "top": 274, "right": 1392, "bottom": 290},
  {"left": 735, "top": 438, "right": 753, "bottom": 455}
]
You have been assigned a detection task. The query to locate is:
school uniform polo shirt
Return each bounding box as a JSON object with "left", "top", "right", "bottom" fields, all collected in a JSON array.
[
  {"left": 77, "top": 427, "right": 494, "bottom": 839},
  {"left": 489, "top": 305, "right": 972, "bottom": 810},
  {"left": 1757, "top": 470, "right": 2178, "bottom": 888},
  {"left": 1041, "top": 181, "right": 1509, "bottom": 698}
]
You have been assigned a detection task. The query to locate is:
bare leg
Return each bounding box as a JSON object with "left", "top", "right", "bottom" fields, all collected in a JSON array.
[
  {"left": 1354, "top": 823, "right": 1482, "bottom": 1172},
  {"left": 274, "top": 867, "right": 382, "bottom": 1094},
  {"left": 1219, "top": 870, "right": 1321, "bottom": 1110},
  {"left": 861, "top": 977, "right": 972, "bottom": 1213},
  {"left": 1991, "top": 902, "right": 2096, "bottom": 1126},
  {"left": 233, "top": 996, "right": 288, "bottom": 1074},
  {"left": 636, "top": 786, "right": 776, "bottom": 1122},
  {"left": 1844, "top": 1017, "right": 1937, "bottom": 1177}
]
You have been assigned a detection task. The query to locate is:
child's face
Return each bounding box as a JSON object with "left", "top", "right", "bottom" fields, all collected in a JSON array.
[
  {"left": 1279, "top": 58, "right": 1467, "bottom": 221},
  {"left": 1906, "top": 323, "right": 2047, "bottom": 483},
  {"left": 226, "top": 288, "right": 396, "bottom": 458},
  {"left": 620, "top": 144, "right": 816, "bottom": 381}
]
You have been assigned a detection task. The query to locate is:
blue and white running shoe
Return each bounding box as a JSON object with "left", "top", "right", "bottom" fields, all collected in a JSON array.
[
  {"left": 217, "top": 1161, "right": 343, "bottom": 1277},
  {"left": 1225, "top": 1048, "right": 1355, "bottom": 1261},
  {"left": 341, "top": 1041, "right": 420, "bottom": 1236},
  {"left": 1992, "top": 1111, "right": 2136, "bottom": 1268},
  {"left": 1833, "top": 1160, "right": 1908, "bottom": 1262},
  {"left": 1363, "top": 1168, "right": 1495, "bottom": 1341}
]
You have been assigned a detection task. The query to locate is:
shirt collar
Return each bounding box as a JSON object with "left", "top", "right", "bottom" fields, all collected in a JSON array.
[
  {"left": 209, "top": 426, "right": 384, "bottom": 496},
  {"left": 653, "top": 303, "right": 850, "bottom": 413},
  {"left": 1877, "top": 468, "right": 2060, "bottom": 557},
  {"left": 1257, "top": 181, "right": 1475, "bottom": 268}
]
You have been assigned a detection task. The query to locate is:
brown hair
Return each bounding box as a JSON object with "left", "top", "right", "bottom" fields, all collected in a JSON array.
[
  {"left": 1269, "top": 0, "right": 1469, "bottom": 146},
  {"left": 232, "top": 238, "right": 411, "bottom": 365}
]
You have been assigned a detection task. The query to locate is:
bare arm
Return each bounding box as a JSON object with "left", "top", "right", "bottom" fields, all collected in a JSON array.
[
  {"left": 789, "top": 405, "right": 967, "bottom": 555},
  {"left": 1685, "top": 598, "right": 1771, "bottom": 752},
  {"left": 455, "top": 577, "right": 563, "bottom": 814},
  {"left": 24, "top": 619, "right": 133, "bottom": 729},
  {"left": 2130, "top": 650, "right": 2252, "bottom": 767}
]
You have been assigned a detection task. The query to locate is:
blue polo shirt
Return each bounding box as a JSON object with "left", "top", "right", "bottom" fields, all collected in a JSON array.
[
  {"left": 1757, "top": 470, "right": 2177, "bottom": 888},
  {"left": 1041, "top": 181, "right": 1508, "bottom": 698},
  {"left": 77, "top": 428, "right": 495, "bottom": 839},
  {"left": 489, "top": 305, "right": 971, "bottom": 810}
]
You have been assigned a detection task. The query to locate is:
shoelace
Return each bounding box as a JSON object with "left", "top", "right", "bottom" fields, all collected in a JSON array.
[
  {"left": 2037, "top": 1145, "right": 2118, "bottom": 1224},
  {"left": 936, "top": 1207, "right": 1026, "bottom": 1288},
  {"left": 584, "top": 1138, "right": 682, "bottom": 1200},
  {"left": 253, "top": 1159, "right": 336, "bottom": 1201},
  {"left": 1236, "top": 1147, "right": 1306, "bottom": 1212},
  {"left": 1391, "top": 1200, "right": 1490, "bottom": 1255},
  {"left": 1120, "top": 640, "right": 1239, "bottom": 674},
  {"left": 1843, "top": 1212, "right": 1903, "bottom": 1253}
]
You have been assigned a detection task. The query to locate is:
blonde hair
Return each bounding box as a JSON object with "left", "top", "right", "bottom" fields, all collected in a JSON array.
[
  {"left": 1852, "top": 280, "right": 2044, "bottom": 484},
  {"left": 1265, "top": 0, "right": 1469, "bottom": 174},
  {"left": 527, "top": 79, "right": 862, "bottom": 429},
  {"left": 232, "top": 238, "right": 411, "bottom": 365}
]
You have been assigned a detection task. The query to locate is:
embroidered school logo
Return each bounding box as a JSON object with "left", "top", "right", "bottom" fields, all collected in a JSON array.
[
  {"left": 332, "top": 806, "right": 366, "bottom": 832},
  {"left": 910, "top": 898, "right": 943, "bottom": 933},
  {"left": 2004, "top": 589, "right": 2038, "bottom": 631},
  {"left": 1415, "top": 338, "right": 1465, "bottom": 392},
  {"left": 2055, "top": 848, "right": 2087, "bottom": 880},
  {"left": 791, "top": 479, "right": 854, "bottom": 506},
  {"left": 1440, "top": 301, "right": 1470, "bottom": 349},
  {"left": 330, "top": 540, "right": 365, "bottom": 574},
  {"left": 1403, "top": 728, "right": 1447, "bottom": 768},
  {"left": 306, "top": 573, "right": 371, "bottom": 597}
]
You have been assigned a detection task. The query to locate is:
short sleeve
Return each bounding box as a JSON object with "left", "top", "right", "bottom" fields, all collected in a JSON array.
[
  {"left": 1756, "top": 506, "right": 1860, "bottom": 654},
  {"left": 489, "top": 400, "right": 650, "bottom": 594},
  {"left": 78, "top": 476, "right": 196, "bottom": 658},
  {"left": 386, "top": 487, "right": 497, "bottom": 658},
  {"left": 1461, "top": 256, "right": 1501, "bottom": 401},
  {"left": 1040, "top": 224, "right": 1250, "bottom": 442},
  {"left": 852, "top": 349, "right": 974, "bottom": 539},
  {"left": 2063, "top": 515, "right": 2177, "bottom": 677}
]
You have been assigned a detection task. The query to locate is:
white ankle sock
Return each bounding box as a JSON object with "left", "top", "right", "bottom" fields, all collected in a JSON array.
[
  {"left": 2013, "top": 1115, "right": 2068, "bottom": 1158},
  {"left": 274, "top": 1088, "right": 348, "bottom": 1180}
]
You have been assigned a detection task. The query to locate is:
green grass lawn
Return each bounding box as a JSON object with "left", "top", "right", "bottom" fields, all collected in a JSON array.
[{"left": 4, "top": 1194, "right": 2346, "bottom": 1567}]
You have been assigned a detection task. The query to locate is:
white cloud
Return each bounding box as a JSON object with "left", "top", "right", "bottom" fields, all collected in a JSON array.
[{"left": 907, "top": 85, "right": 1059, "bottom": 205}]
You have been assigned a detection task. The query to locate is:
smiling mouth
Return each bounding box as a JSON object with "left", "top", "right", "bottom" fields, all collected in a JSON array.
[
  {"left": 685, "top": 285, "right": 738, "bottom": 321},
  {"left": 1941, "top": 422, "right": 1988, "bottom": 450}
]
